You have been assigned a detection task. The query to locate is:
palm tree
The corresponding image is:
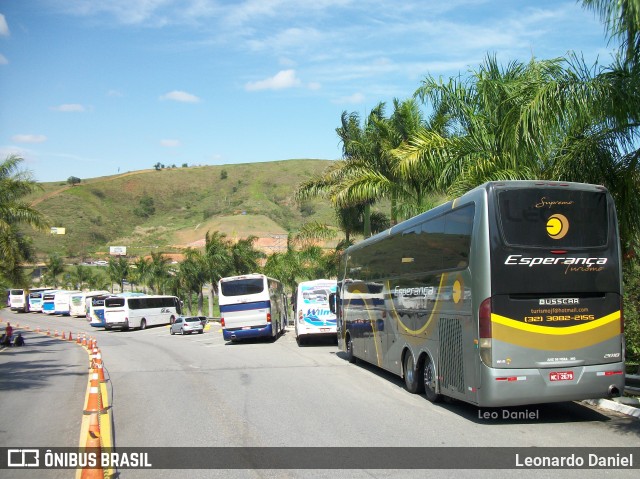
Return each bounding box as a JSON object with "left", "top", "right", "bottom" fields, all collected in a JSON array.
[
  {"left": 0, "top": 155, "right": 49, "bottom": 287},
  {"left": 44, "top": 253, "right": 65, "bottom": 288},
  {"left": 147, "top": 252, "right": 171, "bottom": 294},
  {"left": 130, "top": 257, "right": 150, "bottom": 293},
  {"left": 107, "top": 256, "right": 129, "bottom": 293},
  {"left": 71, "top": 265, "right": 92, "bottom": 290},
  {"left": 178, "top": 248, "right": 207, "bottom": 315},
  {"left": 230, "top": 236, "right": 265, "bottom": 275},
  {"left": 203, "top": 231, "right": 233, "bottom": 317}
]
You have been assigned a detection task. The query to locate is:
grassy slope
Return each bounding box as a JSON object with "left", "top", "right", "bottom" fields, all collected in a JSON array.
[{"left": 28, "top": 160, "right": 336, "bottom": 260}]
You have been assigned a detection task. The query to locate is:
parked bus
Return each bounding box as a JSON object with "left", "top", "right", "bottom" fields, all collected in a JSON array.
[
  {"left": 42, "top": 290, "right": 64, "bottom": 315},
  {"left": 294, "top": 279, "right": 337, "bottom": 345},
  {"left": 87, "top": 292, "right": 146, "bottom": 328},
  {"left": 104, "top": 295, "right": 181, "bottom": 330},
  {"left": 87, "top": 294, "right": 113, "bottom": 328},
  {"left": 53, "top": 290, "right": 81, "bottom": 315},
  {"left": 69, "top": 290, "right": 110, "bottom": 317},
  {"left": 332, "top": 181, "right": 625, "bottom": 407},
  {"left": 28, "top": 288, "right": 55, "bottom": 312},
  {"left": 10, "top": 287, "right": 51, "bottom": 312},
  {"left": 219, "top": 274, "right": 288, "bottom": 342}
]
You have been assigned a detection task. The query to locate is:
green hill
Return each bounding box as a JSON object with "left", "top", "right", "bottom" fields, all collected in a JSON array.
[{"left": 27, "top": 160, "right": 336, "bottom": 261}]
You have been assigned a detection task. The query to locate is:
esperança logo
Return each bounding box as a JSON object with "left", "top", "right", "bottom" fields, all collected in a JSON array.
[{"left": 504, "top": 255, "right": 608, "bottom": 267}]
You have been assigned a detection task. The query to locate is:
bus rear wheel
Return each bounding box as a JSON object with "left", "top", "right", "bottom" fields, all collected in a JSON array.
[
  {"left": 346, "top": 336, "right": 356, "bottom": 364},
  {"left": 404, "top": 353, "right": 424, "bottom": 394},
  {"left": 140, "top": 319, "right": 147, "bottom": 330},
  {"left": 423, "top": 358, "right": 442, "bottom": 403}
]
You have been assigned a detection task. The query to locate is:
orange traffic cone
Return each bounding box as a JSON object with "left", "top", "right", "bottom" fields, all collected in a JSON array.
[
  {"left": 46, "top": 329, "right": 50, "bottom": 336},
  {"left": 94, "top": 353, "right": 105, "bottom": 382},
  {"left": 61, "top": 331, "right": 66, "bottom": 340},
  {"left": 84, "top": 374, "right": 104, "bottom": 414},
  {"left": 68, "top": 331, "right": 73, "bottom": 341},
  {"left": 81, "top": 430, "right": 103, "bottom": 479}
]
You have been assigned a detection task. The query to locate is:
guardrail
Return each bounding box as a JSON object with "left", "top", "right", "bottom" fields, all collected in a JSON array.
[{"left": 626, "top": 374, "right": 640, "bottom": 396}]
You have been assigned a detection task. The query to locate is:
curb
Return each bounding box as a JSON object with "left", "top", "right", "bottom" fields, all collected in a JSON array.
[{"left": 582, "top": 398, "right": 640, "bottom": 418}]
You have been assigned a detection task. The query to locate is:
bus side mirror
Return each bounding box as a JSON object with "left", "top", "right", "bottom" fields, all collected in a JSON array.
[{"left": 328, "top": 292, "right": 337, "bottom": 314}]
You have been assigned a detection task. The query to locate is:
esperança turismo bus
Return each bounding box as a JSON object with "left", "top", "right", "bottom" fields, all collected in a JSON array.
[
  {"left": 104, "top": 294, "right": 182, "bottom": 330},
  {"left": 294, "top": 279, "right": 337, "bottom": 345},
  {"left": 219, "top": 273, "right": 288, "bottom": 342},
  {"left": 332, "top": 181, "right": 625, "bottom": 407}
]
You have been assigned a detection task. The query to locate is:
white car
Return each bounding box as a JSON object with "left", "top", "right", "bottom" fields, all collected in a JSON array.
[
  {"left": 170, "top": 316, "right": 204, "bottom": 335},
  {"left": 95, "top": 260, "right": 108, "bottom": 266}
]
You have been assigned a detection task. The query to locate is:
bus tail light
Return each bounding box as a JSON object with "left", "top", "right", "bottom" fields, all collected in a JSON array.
[
  {"left": 298, "top": 310, "right": 303, "bottom": 324},
  {"left": 620, "top": 298, "right": 625, "bottom": 334},
  {"left": 267, "top": 313, "right": 272, "bottom": 323},
  {"left": 220, "top": 317, "right": 225, "bottom": 327},
  {"left": 479, "top": 297, "right": 492, "bottom": 365}
]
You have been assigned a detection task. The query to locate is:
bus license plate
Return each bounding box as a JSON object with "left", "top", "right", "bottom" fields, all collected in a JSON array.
[
  {"left": 550, "top": 371, "right": 574, "bottom": 381},
  {"left": 320, "top": 328, "right": 330, "bottom": 332}
]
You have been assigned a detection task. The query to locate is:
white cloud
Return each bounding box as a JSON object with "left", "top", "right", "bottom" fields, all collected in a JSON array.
[
  {"left": 0, "top": 53, "right": 7, "bottom": 65},
  {"left": 12, "top": 134, "right": 47, "bottom": 144},
  {"left": 51, "top": 104, "right": 86, "bottom": 112},
  {"left": 0, "top": 14, "right": 9, "bottom": 36},
  {"left": 332, "top": 92, "right": 365, "bottom": 105},
  {"left": 160, "top": 139, "right": 181, "bottom": 147},
  {"left": 159, "top": 90, "right": 201, "bottom": 103},
  {"left": 245, "top": 69, "right": 301, "bottom": 91}
]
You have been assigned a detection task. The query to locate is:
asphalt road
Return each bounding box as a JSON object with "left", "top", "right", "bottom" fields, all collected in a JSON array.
[{"left": 1, "top": 309, "right": 639, "bottom": 479}]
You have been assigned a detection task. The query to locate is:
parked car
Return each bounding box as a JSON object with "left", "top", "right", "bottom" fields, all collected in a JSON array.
[{"left": 170, "top": 316, "right": 204, "bottom": 335}]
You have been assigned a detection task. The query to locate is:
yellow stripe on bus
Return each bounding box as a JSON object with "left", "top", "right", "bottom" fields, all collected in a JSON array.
[{"left": 491, "top": 311, "right": 621, "bottom": 350}]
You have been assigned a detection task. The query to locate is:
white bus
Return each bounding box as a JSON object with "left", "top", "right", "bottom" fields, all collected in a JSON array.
[
  {"left": 42, "top": 290, "right": 65, "bottom": 315},
  {"left": 69, "top": 290, "right": 110, "bottom": 317},
  {"left": 10, "top": 287, "right": 52, "bottom": 312},
  {"left": 28, "top": 288, "right": 55, "bottom": 312},
  {"left": 104, "top": 295, "right": 182, "bottom": 330},
  {"left": 53, "top": 290, "right": 81, "bottom": 315},
  {"left": 219, "top": 273, "right": 288, "bottom": 342},
  {"left": 9, "top": 289, "right": 29, "bottom": 312},
  {"left": 294, "top": 279, "right": 337, "bottom": 345},
  {"left": 87, "top": 292, "right": 146, "bottom": 328}
]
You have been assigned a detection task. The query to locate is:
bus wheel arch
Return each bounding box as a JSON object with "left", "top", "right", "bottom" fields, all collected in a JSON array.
[
  {"left": 140, "top": 318, "right": 147, "bottom": 330},
  {"left": 421, "top": 352, "right": 442, "bottom": 403},
  {"left": 402, "top": 348, "right": 425, "bottom": 394},
  {"left": 345, "top": 333, "right": 356, "bottom": 364}
]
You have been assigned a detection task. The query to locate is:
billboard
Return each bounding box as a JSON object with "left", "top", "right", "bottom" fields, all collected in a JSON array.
[
  {"left": 50, "top": 227, "right": 66, "bottom": 235},
  {"left": 110, "top": 246, "right": 127, "bottom": 256}
]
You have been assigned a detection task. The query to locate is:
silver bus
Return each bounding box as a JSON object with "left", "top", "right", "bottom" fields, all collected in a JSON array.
[{"left": 332, "top": 181, "right": 625, "bottom": 407}]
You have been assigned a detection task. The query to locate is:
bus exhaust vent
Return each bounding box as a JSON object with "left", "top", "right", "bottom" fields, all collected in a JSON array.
[{"left": 439, "top": 318, "right": 465, "bottom": 394}]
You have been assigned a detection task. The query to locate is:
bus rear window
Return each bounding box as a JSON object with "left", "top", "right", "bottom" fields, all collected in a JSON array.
[
  {"left": 497, "top": 188, "right": 608, "bottom": 248},
  {"left": 221, "top": 278, "right": 264, "bottom": 296},
  {"left": 105, "top": 298, "right": 125, "bottom": 308}
]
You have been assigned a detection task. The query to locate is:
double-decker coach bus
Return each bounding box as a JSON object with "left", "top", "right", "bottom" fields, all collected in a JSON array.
[
  {"left": 332, "top": 181, "right": 625, "bottom": 407},
  {"left": 219, "top": 274, "right": 288, "bottom": 342}
]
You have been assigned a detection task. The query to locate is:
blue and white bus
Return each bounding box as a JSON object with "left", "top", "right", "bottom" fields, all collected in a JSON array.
[
  {"left": 28, "top": 288, "right": 54, "bottom": 312},
  {"left": 219, "top": 274, "right": 288, "bottom": 342},
  {"left": 294, "top": 279, "right": 337, "bottom": 345}
]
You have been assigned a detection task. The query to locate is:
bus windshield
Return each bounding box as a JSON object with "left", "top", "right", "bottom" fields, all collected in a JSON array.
[{"left": 496, "top": 187, "right": 608, "bottom": 248}]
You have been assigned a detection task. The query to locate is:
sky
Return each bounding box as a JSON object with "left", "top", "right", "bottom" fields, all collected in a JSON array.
[{"left": 0, "top": 0, "right": 618, "bottom": 183}]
